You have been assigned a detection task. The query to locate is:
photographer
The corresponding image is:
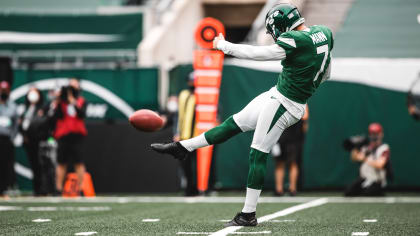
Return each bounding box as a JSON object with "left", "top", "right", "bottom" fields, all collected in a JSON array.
[
  {"left": 50, "top": 79, "right": 87, "bottom": 194},
  {"left": 345, "top": 123, "right": 390, "bottom": 196}
]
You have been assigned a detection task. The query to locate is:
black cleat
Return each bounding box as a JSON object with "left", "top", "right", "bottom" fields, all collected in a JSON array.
[
  {"left": 150, "top": 142, "right": 190, "bottom": 160},
  {"left": 224, "top": 212, "right": 258, "bottom": 227}
]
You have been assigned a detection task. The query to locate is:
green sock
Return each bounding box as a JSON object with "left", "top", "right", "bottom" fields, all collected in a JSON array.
[
  {"left": 247, "top": 148, "right": 268, "bottom": 190},
  {"left": 204, "top": 116, "right": 242, "bottom": 145}
]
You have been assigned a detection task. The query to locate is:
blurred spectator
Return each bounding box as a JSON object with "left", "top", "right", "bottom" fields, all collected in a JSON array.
[
  {"left": 345, "top": 123, "right": 391, "bottom": 196},
  {"left": 50, "top": 79, "right": 88, "bottom": 194},
  {"left": 271, "top": 105, "right": 309, "bottom": 196},
  {"left": 19, "top": 87, "right": 50, "bottom": 195},
  {"left": 174, "top": 73, "right": 199, "bottom": 196},
  {"left": 0, "top": 81, "right": 18, "bottom": 199},
  {"left": 407, "top": 94, "right": 420, "bottom": 121}
]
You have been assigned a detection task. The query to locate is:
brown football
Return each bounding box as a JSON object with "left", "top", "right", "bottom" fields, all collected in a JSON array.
[{"left": 129, "top": 109, "right": 164, "bottom": 132}]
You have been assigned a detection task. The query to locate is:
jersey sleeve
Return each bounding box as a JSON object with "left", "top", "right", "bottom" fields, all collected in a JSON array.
[
  {"left": 275, "top": 32, "right": 297, "bottom": 57},
  {"left": 217, "top": 40, "right": 286, "bottom": 61}
]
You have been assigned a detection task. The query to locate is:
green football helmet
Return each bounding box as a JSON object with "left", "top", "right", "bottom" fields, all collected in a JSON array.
[{"left": 265, "top": 4, "right": 305, "bottom": 41}]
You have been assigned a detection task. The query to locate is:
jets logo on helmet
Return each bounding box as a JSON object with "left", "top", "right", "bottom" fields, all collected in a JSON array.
[{"left": 265, "top": 4, "right": 305, "bottom": 41}]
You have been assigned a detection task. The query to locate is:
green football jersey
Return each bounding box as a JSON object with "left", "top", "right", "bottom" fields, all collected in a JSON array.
[{"left": 276, "top": 25, "right": 333, "bottom": 104}]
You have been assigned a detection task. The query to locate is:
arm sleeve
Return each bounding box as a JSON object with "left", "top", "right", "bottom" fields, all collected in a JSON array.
[
  {"left": 75, "top": 101, "right": 87, "bottom": 119},
  {"left": 11, "top": 106, "right": 19, "bottom": 139},
  {"left": 217, "top": 40, "right": 286, "bottom": 61}
]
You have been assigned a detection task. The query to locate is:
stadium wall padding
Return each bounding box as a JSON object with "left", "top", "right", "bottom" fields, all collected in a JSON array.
[
  {"left": 83, "top": 123, "right": 180, "bottom": 193},
  {"left": 170, "top": 63, "right": 420, "bottom": 190},
  {"left": 13, "top": 68, "right": 159, "bottom": 118},
  {"left": 0, "top": 12, "right": 143, "bottom": 50}
]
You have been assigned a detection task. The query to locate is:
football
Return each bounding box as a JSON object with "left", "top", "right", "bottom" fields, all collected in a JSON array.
[{"left": 129, "top": 109, "right": 164, "bottom": 132}]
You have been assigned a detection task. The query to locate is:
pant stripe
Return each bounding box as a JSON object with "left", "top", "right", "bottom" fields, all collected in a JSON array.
[{"left": 267, "top": 104, "right": 287, "bottom": 134}]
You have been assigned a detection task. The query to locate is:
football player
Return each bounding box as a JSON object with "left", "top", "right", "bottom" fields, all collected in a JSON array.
[{"left": 151, "top": 3, "right": 333, "bottom": 226}]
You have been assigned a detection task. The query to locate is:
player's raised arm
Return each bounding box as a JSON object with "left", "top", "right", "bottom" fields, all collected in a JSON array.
[{"left": 213, "top": 33, "right": 286, "bottom": 61}]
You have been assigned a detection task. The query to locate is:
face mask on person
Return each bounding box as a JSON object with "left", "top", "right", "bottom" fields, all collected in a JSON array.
[
  {"left": 167, "top": 99, "right": 178, "bottom": 113},
  {"left": 0, "top": 92, "right": 8, "bottom": 101},
  {"left": 369, "top": 134, "right": 380, "bottom": 143},
  {"left": 27, "top": 91, "right": 40, "bottom": 104}
]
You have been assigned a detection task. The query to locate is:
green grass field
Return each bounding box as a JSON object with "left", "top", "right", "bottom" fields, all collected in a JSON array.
[{"left": 1, "top": 195, "right": 420, "bottom": 235}]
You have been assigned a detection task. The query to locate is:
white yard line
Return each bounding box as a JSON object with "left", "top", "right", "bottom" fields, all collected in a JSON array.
[
  {"left": 0, "top": 206, "right": 22, "bottom": 211},
  {"left": 352, "top": 232, "right": 369, "bottom": 236},
  {"left": 270, "top": 219, "right": 295, "bottom": 222},
  {"left": 218, "top": 219, "right": 296, "bottom": 223},
  {"left": 232, "top": 231, "right": 271, "bottom": 234},
  {"left": 142, "top": 218, "right": 160, "bottom": 222},
  {"left": 363, "top": 219, "right": 377, "bottom": 223},
  {"left": 74, "top": 232, "right": 97, "bottom": 236},
  {"left": 0, "top": 196, "right": 314, "bottom": 203},
  {"left": 26, "top": 206, "right": 110, "bottom": 212},
  {"left": 32, "top": 218, "right": 51, "bottom": 223},
  {"left": 209, "top": 198, "right": 328, "bottom": 236},
  {"left": 177, "top": 233, "right": 212, "bottom": 235},
  {"left": 2, "top": 196, "right": 420, "bottom": 204},
  {"left": 177, "top": 232, "right": 271, "bottom": 235}
]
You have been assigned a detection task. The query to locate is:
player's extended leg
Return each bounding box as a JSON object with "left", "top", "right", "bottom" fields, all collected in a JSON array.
[
  {"left": 150, "top": 91, "right": 268, "bottom": 160},
  {"left": 226, "top": 97, "right": 299, "bottom": 227}
]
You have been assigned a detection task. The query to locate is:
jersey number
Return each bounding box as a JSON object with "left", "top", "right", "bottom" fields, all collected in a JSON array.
[{"left": 313, "top": 44, "right": 329, "bottom": 83}]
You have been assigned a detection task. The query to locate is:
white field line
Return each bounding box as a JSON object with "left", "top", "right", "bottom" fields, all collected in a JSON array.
[
  {"left": 0, "top": 196, "right": 315, "bottom": 203},
  {"left": 177, "top": 232, "right": 271, "bottom": 235},
  {"left": 218, "top": 219, "right": 295, "bottom": 223},
  {"left": 2, "top": 196, "right": 420, "bottom": 204},
  {"left": 363, "top": 219, "right": 377, "bottom": 223},
  {"left": 233, "top": 232, "right": 271, "bottom": 235},
  {"left": 177, "top": 233, "right": 212, "bottom": 235},
  {"left": 32, "top": 218, "right": 51, "bottom": 223},
  {"left": 26, "top": 206, "right": 110, "bottom": 211},
  {"left": 0, "top": 206, "right": 22, "bottom": 211},
  {"left": 74, "top": 232, "right": 97, "bottom": 236},
  {"left": 352, "top": 232, "right": 369, "bottom": 236},
  {"left": 209, "top": 198, "right": 328, "bottom": 236},
  {"left": 270, "top": 219, "right": 295, "bottom": 222},
  {"left": 142, "top": 218, "right": 160, "bottom": 222},
  {"left": 27, "top": 207, "right": 57, "bottom": 211}
]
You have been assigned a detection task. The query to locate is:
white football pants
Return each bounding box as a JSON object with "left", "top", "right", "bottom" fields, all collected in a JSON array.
[{"left": 233, "top": 87, "right": 301, "bottom": 153}]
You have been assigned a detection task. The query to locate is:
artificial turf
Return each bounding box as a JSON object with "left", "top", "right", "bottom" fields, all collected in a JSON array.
[{"left": 1, "top": 197, "right": 419, "bottom": 235}]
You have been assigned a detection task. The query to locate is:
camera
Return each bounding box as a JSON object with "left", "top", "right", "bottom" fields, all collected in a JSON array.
[
  {"left": 342, "top": 135, "right": 369, "bottom": 152},
  {"left": 59, "top": 86, "right": 79, "bottom": 102}
]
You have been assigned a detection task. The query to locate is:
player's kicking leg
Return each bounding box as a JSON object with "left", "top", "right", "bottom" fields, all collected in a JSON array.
[
  {"left": 150, "top": 115, "right": 241, "bottom": 160},
  {"left": 224, "top": 90, "right": 298, "bottom": 227},
  {"left": 150, "top": 90, "right": 267, "bottom": 159}
]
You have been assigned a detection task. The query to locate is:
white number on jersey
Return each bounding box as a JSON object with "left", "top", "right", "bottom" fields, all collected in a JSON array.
[{"left": 313, "top": 44, "right": 329, "bottom": 84}]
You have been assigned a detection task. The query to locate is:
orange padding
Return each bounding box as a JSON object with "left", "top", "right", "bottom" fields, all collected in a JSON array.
[
  {"left": 195, "top": 76, "right": 221, "bottom": 87},
  {"left": 196, "top": 110, "right": 217, "bottom": 122},
  {"left": 62, "top": 172, "right": 96, "bottom": 197},
  {"left": 193, "top": 50, "right": 224, "bottom": 70},
  {"left": 195, "top": 93, "right": 219, "bottom": 104},
  {"left": 194, "top": 17, "right": 225, "bottom": 49},
  {"left": 197, "top": 145, "right": 214, "bottom": 192}
]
